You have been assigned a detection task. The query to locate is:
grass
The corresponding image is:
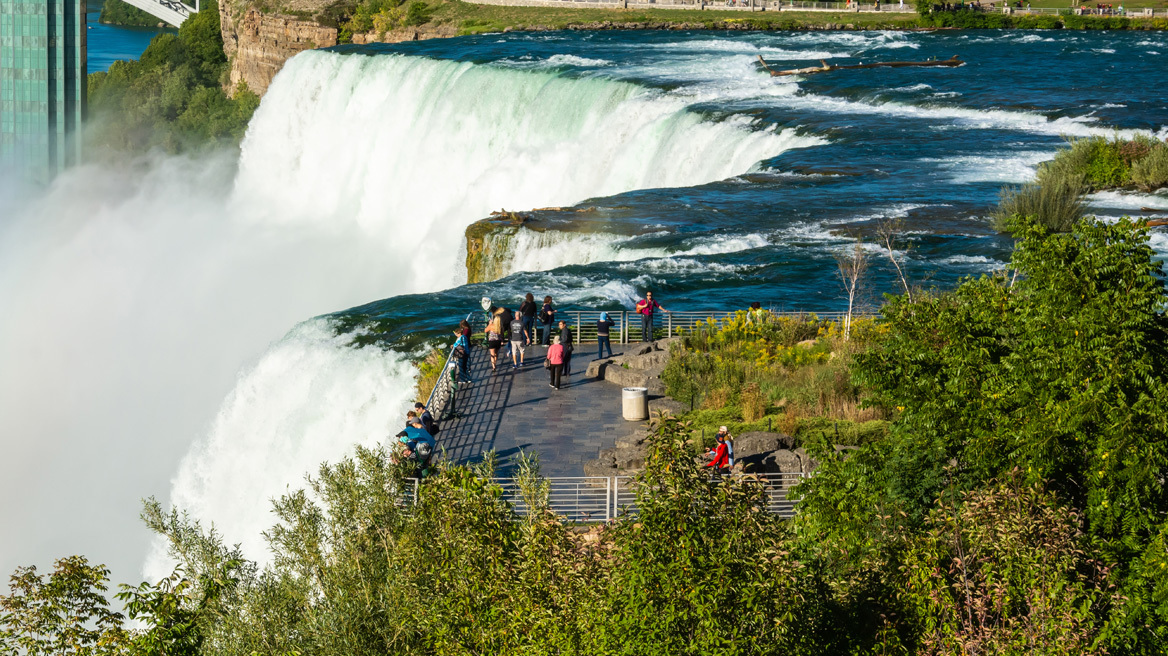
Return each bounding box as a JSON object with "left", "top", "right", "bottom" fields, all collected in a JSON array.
[
  {"left": 1026, "top": 0, "right": 1167, "bottom": 7},
  {"left": 426, "top": 1, "right": 922, "bottom": 33},
  {"left": 660, "top": 312, "right": 891, "bottom": 450}
]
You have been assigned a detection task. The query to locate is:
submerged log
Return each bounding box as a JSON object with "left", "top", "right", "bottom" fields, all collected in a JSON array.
[{"left": 757, "top": 55, "right": 964, "bottom": 77}]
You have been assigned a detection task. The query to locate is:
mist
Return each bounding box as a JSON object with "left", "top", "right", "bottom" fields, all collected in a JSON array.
[{"left": 0, "top": 151, "right": 418, "bottom": 585}]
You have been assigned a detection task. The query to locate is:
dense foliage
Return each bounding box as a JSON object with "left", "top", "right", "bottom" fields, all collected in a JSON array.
[
  {"left": 338, "top": 0, "right": 434, "bottom": 41},
  {"left": 801, "top": 217, "right": 1168, "bottom": 652},
  {"left": 99, "top": 0, "right": 164, "bottom": 27},
  {"left": 995, "top": 135, "right": 1168, "bottom": 234},
  {"left": 5, "top": 213, "right": 1168, "bottom": 652},
  {"left": 662, "top": 313, "right": 889, "bottom": 447},
  {"left": 87, "top": 0, "right": 260, "bottom": 154}
]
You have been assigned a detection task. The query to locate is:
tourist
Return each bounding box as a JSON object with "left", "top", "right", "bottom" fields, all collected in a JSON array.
[
  {"left": 705, "top": 431, "right": 731, "bottom": 478},
  {"left": 510, "top": 311, "right": 526, "bottom": 369},
  {"left": 635, "top": 291, "right": 669, "bottom": 342},
  {"left": 450, "top": 324, "right": 469, "bottom": 380},
  {"left": 486, "top": 313, "right": 503, "bottom": 371},
  {"left": 540, "top": 295, "right": 556, "bottom": 346},
  {"left": 496, "top": 307, "right": 514, "bottom": 363},
  {"left": 415, "top": 401, "right": 436, "bottom": 435},
  {"left": 546, "top": 336, "right": 565, "bottom": 390},
  {"left": 716, "top": 426, "right": 734, "bottom": 467},
  {"left": 520, "top": 293, "right": 538, "bottom": 345},
  {"left": 399, "top": 419, "right": 436, "bottom": 477},
  {"left": 558, "top": 319, "right": 575, "bottom": 377},
  {"left": 597, "top": 311, "right": 615, "bottom": 359}
]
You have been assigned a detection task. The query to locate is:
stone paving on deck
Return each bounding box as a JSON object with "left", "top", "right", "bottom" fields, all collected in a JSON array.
[{"left": 435, "top": 341, "right": 644, "bottom": 476}]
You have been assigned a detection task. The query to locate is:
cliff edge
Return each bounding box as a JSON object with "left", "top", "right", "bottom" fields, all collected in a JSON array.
[{"left": 220, "top": 0, "right": 339, "bottom": 95}]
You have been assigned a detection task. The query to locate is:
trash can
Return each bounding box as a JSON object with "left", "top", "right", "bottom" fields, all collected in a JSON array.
[{"left": 622, "top": 387, "right": 649, "bottom": 421}]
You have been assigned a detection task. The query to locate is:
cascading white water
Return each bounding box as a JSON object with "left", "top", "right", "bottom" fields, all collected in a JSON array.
[
  {"left": 133, "top": 50, "right": 818, "bottom": 578},
  {"left": 232, "top": 51, "right": 818, "bottom": 289}
]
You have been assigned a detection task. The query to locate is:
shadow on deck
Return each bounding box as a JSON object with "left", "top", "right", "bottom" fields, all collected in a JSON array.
[{"left": 436, "top": 342, "right": 642, "bottom": 476}]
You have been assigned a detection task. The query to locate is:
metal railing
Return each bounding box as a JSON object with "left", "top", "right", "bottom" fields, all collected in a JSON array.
[
  {"left": 405, "top": 473, "right": 808, "bottom": 520},
  {"left": 424, "top": 311, "right": 477, "bottom": 421},
  {"left": 493, "top": 477, "right": 615, "bottom": 522},
  {"left": 468, "top": 308, "right": 862, "bottom": 345}
]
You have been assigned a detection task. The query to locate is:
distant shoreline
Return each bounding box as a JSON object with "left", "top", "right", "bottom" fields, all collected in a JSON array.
[{"left": 420, "top": 1, "right": 1168, "bottom": 36}]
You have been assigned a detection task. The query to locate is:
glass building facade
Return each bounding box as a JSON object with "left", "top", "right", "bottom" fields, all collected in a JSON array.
[{"left": 0, "top": 0, "right": 86, "bottom": 184}]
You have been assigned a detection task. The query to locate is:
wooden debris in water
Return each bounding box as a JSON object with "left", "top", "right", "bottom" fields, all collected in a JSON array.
[{"left": 757, "top": 55, "right": 964, "bottom": 77}]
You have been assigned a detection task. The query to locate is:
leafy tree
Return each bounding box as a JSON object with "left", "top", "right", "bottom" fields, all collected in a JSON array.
[
  {"left": 904, "top": 475, "right": 1118, "bottom": 655},
  {"left": 87, "top": 0, "right": 259, "bottom": 155},
  {"left": 0, "top": 556, "right": 127, "bottom": 656}
]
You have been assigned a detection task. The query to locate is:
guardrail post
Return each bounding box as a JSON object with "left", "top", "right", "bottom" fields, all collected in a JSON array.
[
  {"left": 668, "top": 313, "right": 673, "bottom": 338},
  {"left": 605, "top": 477, "right": 612, "bottom": 521},
  {"left": 621, "top": 311, "right": 628, "bottom": 344},
  {"left": 575, "top": 311, "right": 582, "bottom": 341}
]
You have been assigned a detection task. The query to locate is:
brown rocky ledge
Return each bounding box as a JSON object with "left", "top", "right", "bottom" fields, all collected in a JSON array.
[{"left": 221, "top": 6, "right": 339, "bottom": 95}]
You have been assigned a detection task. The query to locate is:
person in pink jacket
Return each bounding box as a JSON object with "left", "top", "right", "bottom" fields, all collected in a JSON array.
[{"left": 546, "top": 336, "right": 565, "bottom": 390}]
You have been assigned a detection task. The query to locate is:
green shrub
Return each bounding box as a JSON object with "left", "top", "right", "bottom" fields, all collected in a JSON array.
[
  {"left": 1081, "top": 137, "right": 1130, "bottom": 188},
  {"left": 404, "top": 1, "right": 432, "bottom": 26},
  {"left": 1132, "top": 143, "right": 1168, "bottom": 191},
  {"left": 993, "top": 172, "right": 1086, "bottom": 235}
]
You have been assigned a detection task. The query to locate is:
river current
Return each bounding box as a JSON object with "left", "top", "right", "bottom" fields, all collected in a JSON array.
[
  {"left": 332, "top": 29, "right": 1168, "bottom": 341},
  {"left": 2, "top": 29, "right": 1167, "bottom": 583}
]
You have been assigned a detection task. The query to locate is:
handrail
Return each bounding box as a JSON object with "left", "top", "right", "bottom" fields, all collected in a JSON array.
[
  {"left": 468, "top": 308, "right": 873, "bottom": 344},
  {"left": 406, "top": 472, "right": 809, "bottom": 520},
  {"left": 424, "top": 311, "right": 476, "bottom": 421}
]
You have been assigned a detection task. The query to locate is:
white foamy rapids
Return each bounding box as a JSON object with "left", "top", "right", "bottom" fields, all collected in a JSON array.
[
  {"left": 934, "top": 254, "right": 1003, "bottom": 268},
  {"left": 145, "top": 319, "right": 416, "bottom": 580},
  {"left": 773, "top": 91, "right": 1154, "bottom": 139},
  {"left": 499, "top": 227, "right": 770, "bottom": 275},
  {"left": 496, "top": 53, "right": 614, "bottom": 69},
  {"left": 1087, "top": 190, "right": 1168, "bottom": 211},
  {"left": 782, "top": 30, "right": 919, "bottom": 50},
  {"left": 236, "top": 51, "right": 820, "bottom": 290},
  {"left": 924, "top": 151, "right": 1053, "bottom": 184}
]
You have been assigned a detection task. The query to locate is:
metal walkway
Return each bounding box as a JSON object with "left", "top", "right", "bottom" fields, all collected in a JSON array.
[{"left": 117, "top": 0, "right": 198, "bottom": 27}]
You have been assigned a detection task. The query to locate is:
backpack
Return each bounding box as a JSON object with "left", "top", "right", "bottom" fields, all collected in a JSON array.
[{"left": 539, "top": 308, "right": 551, "bottom": 324}]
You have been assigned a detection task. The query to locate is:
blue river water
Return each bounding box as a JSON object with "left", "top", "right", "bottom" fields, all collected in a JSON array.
[
  {"left": 321, "top": 29, "right": 1168, "bottom": 348},
  {"left": 85, "top": 0, "right": 169, "bottom": 73}
]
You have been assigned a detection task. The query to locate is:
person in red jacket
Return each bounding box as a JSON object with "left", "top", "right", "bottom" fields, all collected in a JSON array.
[{"left": 705, "top": 432, "right": 731, "bottom": 477}]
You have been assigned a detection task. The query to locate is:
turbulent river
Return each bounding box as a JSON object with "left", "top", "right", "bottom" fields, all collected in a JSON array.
[{"left": 1, "top": 29, "right": 1166, "bottom": 583}]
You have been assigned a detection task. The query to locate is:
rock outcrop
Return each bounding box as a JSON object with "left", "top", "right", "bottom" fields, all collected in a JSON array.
[
  {"left": 220, "top": 3, "right": 338, "bottom": 96},
  {"left": 586, "top": 339, "right": 680, "bottom": 396},
  {"left": 351, "top": 23, "right": 459, "bottom": 45}
]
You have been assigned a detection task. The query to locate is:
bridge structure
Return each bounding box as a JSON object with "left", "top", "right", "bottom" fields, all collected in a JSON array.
[{"left": 117, "top": 0, "right": 198, "bottom": 27}]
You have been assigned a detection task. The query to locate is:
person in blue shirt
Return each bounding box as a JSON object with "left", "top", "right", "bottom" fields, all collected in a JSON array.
[
  {"left": 597, "top": 312, "right": 615, "bottom": 359},
  {"left": 400, "top": 420, "right": 436, "bottom": 477},
  {"left": 453, "top": 328, "right": 472, "bottom": 382}
]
